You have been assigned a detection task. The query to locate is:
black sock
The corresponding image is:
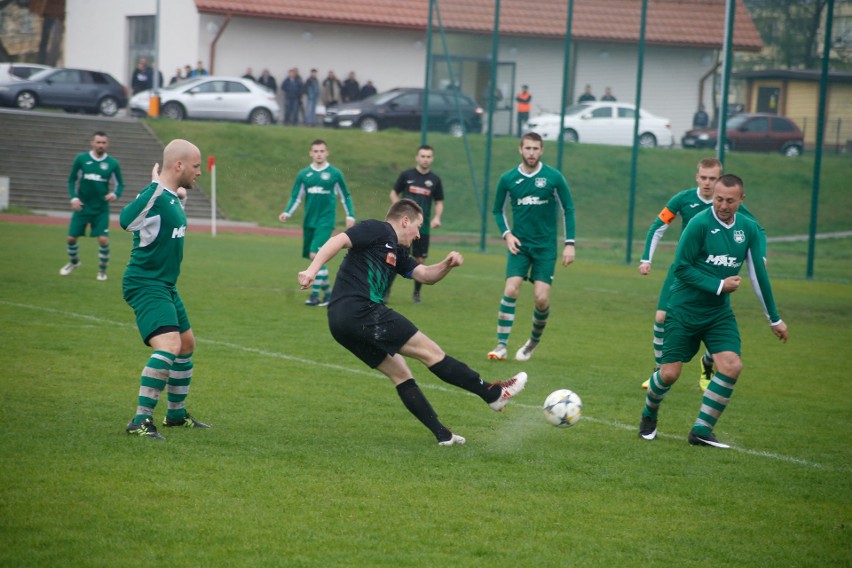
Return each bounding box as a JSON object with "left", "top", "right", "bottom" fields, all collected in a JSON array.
[
  {"left": 428, "top": 355, "right": 501, "bottom": 403},
  {"left": 395, "top": 379, "right": 452, "bottom": 441},
  {"left": 414, "top": 280, "right": 422, "bottom": 294}
]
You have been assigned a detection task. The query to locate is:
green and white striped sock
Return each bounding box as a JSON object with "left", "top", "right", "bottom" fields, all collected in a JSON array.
[
  {"left": 133, "top": 350, "right": 174, "bottom": 424},
  {"left": 166, "top": 352, "right": 193, "bottom": 421},
  {"left": 653, "top": 321, "right": 664, "bottom": 368},
  {"left": 643, "top": 370, "right": 671, "bottom": 418},
  {"left": 529, "top": 305, "right": 550, "bottom": 344},
  {"left": 67, "top": 242, "right": 79, "bottom": 265},
  {"left": 98, "top": 244, "right": 109, "bottom": 272},
  {"left": 496, "top": 295, "right": 516, "bottom": 346},
  {"left": 694, "top": 372, "right": 737, "bottom": 435}
]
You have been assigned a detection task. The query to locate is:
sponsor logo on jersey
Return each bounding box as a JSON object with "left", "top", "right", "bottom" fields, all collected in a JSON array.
[
  {"left": 408, "top": 185, "right": 431, "bottom": 196},
  {"left": 307, "top": 186, "right": 329, "bottom": 194},
  {"left": 705, "top": 254, "right": 741, "bottom": 268},
  {"left": 172, "top": 225, "right": 187, "bottom": 239},
  {"left": 516, "top": 195, "right": 549, "bottom": 206},
  {"left": 386, "top": 251, "right": 397, "bottom": 266},
  {"left": 734, "top": 230, "right": 745, "bottom": 243},
  {"left": 83, "top": 173, "right": 106, "bottom": 182},
  {"left": 321, "top": 172, "right": 331, "bottom": 180},
  {"left": 535, "top": 177, "right": 547, "bottom": 188}
]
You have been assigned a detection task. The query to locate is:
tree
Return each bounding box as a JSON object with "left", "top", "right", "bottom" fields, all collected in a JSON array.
[{"left": 743, "top": 0, "right": 839, "bottom": 70}]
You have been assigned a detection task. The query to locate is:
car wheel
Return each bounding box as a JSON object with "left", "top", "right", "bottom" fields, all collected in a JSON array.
[
  {"left": 447, "top": 121, "right": 465, "bottom": 137},
  {"left": 249, "top": 108, "right": 273, "bottom": 125},
  {"left": 161, "top": 102, "right": 185, "bottom": 120},
  {"left": 562, "top": 128, "right": 578, "bottom": 143},
  {"left": 359, "top": 117, "right": 379, "bottom": 133},
  {"left": 98, "top": 96, "right": 119, "bottom": 117},
  {"left": 782, "top": 143, "right": 803, "bottom": 157},
  {"left": 638, "top": 133, "right": 657, "bottom": 148},
  {"left": 15, "top": 91, "right": 36, "bottom": 111}
]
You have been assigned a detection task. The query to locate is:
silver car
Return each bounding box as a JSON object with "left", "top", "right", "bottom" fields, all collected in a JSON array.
[{"left": 130, "top": 76, "right": 279, "bottom": 125}]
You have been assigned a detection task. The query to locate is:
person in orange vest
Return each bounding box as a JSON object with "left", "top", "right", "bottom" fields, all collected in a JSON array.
[{"left": 515, "top": 84, "right": 532, "bottom": 136}]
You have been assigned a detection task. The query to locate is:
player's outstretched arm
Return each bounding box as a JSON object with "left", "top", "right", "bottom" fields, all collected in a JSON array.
[
  {"left": 298, "top": 232, "right": 351, "bottom": 289},
  {"left": 411, "top": 251, "right": 463, "bottom": 285}
]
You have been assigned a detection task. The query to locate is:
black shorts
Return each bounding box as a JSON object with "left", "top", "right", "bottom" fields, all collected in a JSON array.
[
  {"left": 327, "top": 299, "right": 418, "bottom": 368},
  {"left": 411, "top": 234, "right": 430, "bottom": 259}
]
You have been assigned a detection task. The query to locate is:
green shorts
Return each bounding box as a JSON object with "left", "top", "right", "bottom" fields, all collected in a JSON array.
[
  {"left": 505, "top": 245, "right": 556, "bottom": 284},
  {"left": 68, "top": 210, "right": 110, "bottom": 238},
  {"left": 661, "top": 306, "right": 741, "bottom": 364},
  {"left": 303, "top": 226, "right": 333, "bottom": 259},
  {"left": 123, "top": 280, "right": 191, "bottom": 345}
]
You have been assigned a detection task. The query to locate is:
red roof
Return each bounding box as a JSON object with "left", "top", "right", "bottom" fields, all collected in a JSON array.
[{"left": 195, "top": 0, "right": 763, "bottom": 51}]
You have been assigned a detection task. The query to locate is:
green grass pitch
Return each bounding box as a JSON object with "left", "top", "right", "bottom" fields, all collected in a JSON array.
[{"left": 0, "top": 220, "right": 848, "bottom": 566}]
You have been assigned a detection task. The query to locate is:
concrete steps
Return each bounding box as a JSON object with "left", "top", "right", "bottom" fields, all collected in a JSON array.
[{"left": 0, "top": 109, "right": 222, "bottom": 219}]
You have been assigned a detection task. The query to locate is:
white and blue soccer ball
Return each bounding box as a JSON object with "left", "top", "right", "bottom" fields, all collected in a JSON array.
[{"left": 543, "top": 389, "right": 583, "bottom": 428}]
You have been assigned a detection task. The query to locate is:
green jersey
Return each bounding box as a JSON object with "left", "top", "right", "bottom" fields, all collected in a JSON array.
[
  {"left": 642, "top": 187, "right": 763, "bottom": 263},
  {"left": 120, "top": 182, "right": 187, "bottom": 285},
  {"left": 669, "top": 208, "right": 781, "bottom": 324},
  {"left": 282, "top": 163, "right": 355, "bottom": 229},
  {"left": 493, "top": 163, "right": 575, "bottom": 248},
  {"left": 67, "top": 151, "right": 124, "bottom": 214}
]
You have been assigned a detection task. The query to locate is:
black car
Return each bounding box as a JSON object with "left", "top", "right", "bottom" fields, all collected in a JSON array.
[
  {"left": 0, "top": 68, "right": 128, "bottom": 117},
  {"left": 323, "top": 88, "right": 483, "bottom": 136}
]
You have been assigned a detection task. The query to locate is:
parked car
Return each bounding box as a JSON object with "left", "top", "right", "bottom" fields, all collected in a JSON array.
[
  {"left": 323, "top": 88, "right": 483, "bottom": 136},
  {"left": 0, "top": 67, "right": 127, "bottom": 116},
  {"left": 0, "top": 63, "right": 53, "bottom": 83},
  {"left": 130, "top": 76, "right": 279, "bottom": 125},
  {"left": 524, "top": 102, "right": 673, "bottom": 147},
  {"left": 681, "top": 113, "right": 804, "bottom": 156}
]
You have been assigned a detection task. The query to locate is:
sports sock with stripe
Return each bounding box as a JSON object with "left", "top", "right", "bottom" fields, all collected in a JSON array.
[{"left": 133, "top": 350, "right": 175, "bottom": 424}]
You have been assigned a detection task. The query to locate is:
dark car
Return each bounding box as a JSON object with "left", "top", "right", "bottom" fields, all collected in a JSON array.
[
  {"left": 0, "top": 67, "right": 128, "bottom": 117},
  {"left": 323, "top": 87, "right": 483, "bottom": 136},
  {"left": 682, "top": 113, "right": 804, "bottom": 157}
]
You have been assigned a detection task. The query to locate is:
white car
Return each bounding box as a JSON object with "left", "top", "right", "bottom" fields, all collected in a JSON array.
[
  {"left": 0, "top": 63, "right": 53, "bottom": 84},
  {"left": 130, "top": 76, "right": 279, "bottom": 125},
  {"left": 525, "top": 102, "right": 673, "bottom": 148}
]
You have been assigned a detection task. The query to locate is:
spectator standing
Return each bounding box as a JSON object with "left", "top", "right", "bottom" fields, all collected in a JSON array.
[
  {"left": 303, "top": 68, "right": 320, "bottom": 126},
  {"left": 360, "top": 80, "right": 377, "bottom": 99},
  {"left": 191, "top": 61, "right": 208, "bottom": 77},
  {"left": 342, "top": 71, "right": 360, "bottom": 103},
  {"left": 601, "top": 87, "right": 616, "bottom": 101},
  {"left": 169, "top": 67, "right": 183, "bottom": 85},
  {"left": 282, "top": 68, "right": 303, "bottom": 126},
  {"left": 693, "top": 104, "right": 709, "bottom": 128},
  {"left": 321, "top": 71, "right": 342, "bottom": 108},
  {"left": 183, "top": 64, "right": 193, "bottom": 79},
  {"left": 258, "top": 68, "right": 277, "bottom": 93},
  {"left": 131, "top": 56, "right": 154, "bottom": 94},
  {"left": 242, "top": 67, "right": 255, "bottom": 82},
  {"left": 577, "top": 84, "right": 595, "bottom": 103},
  {"left": 60, "top": 131, "right": 124, "bottom": 282},
  {"left": 515, "top": 84, "right": 532, "bottom": 136}
]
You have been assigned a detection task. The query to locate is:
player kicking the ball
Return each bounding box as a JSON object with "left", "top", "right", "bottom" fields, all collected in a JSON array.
[{"left": 298, "top": 199, "right": 527, "bottom": 446}]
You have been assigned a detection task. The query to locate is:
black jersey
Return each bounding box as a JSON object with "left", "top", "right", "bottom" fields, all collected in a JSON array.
[
  {"left": 392, "top": 168, "right": 444, "bottom": 235},
  {"left": 331, "top": 219, "right": 419, "bottom": 305}
]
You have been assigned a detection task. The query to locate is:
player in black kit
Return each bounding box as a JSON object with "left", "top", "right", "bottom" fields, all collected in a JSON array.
[{"left": 298, "top": 199, "right": 527, "bottom": 446}]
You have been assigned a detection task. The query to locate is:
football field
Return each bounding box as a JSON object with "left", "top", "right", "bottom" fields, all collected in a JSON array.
[{"left": 0, "top": 221, "right": 849, "bottom": 566}]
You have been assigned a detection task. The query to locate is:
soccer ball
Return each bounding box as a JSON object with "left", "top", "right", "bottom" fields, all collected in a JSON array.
[{"left": 543, "top": 389, "right": 582, "bottom": 428}]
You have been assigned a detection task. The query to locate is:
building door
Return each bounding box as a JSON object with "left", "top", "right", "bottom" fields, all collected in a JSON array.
[
  {"left": 128, "top": 15, "right": 156, "bottom": 88},
  {"left": 756, "top": 86, "right": 780, "bottom": 115}
]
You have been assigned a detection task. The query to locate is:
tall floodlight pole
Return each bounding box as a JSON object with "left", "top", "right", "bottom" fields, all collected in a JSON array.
[
  {"left": 556, "top": 0, "right": 574, "bottom": 173},
  {"left": 420, "top": 0, "right": 435, "bottom": 145},
  {"left": 480, "top": 0, "right": 501, "bottom": 252},
  {"left": 625, "top": 0, "right": 647, "bottom": 265},
  {"left": 808, "top": 0, "right": 835, "bottom": 279},
  {"left": 717, "top": 0, "right": 736, "bottom": 164}
]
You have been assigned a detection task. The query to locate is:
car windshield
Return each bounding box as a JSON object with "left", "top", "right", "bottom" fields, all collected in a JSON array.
[
  {"left": 27, "top": 69, "right": 55, "bottom": 81},
  {"left": 564, "top": 103, "right": 593, "bottom": 115},
  {"left": 163, "top": 78, "right": 202, "bottom": 91},
  {"left": 726, "top": 115, "right": 749, "bottom": 128}
]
